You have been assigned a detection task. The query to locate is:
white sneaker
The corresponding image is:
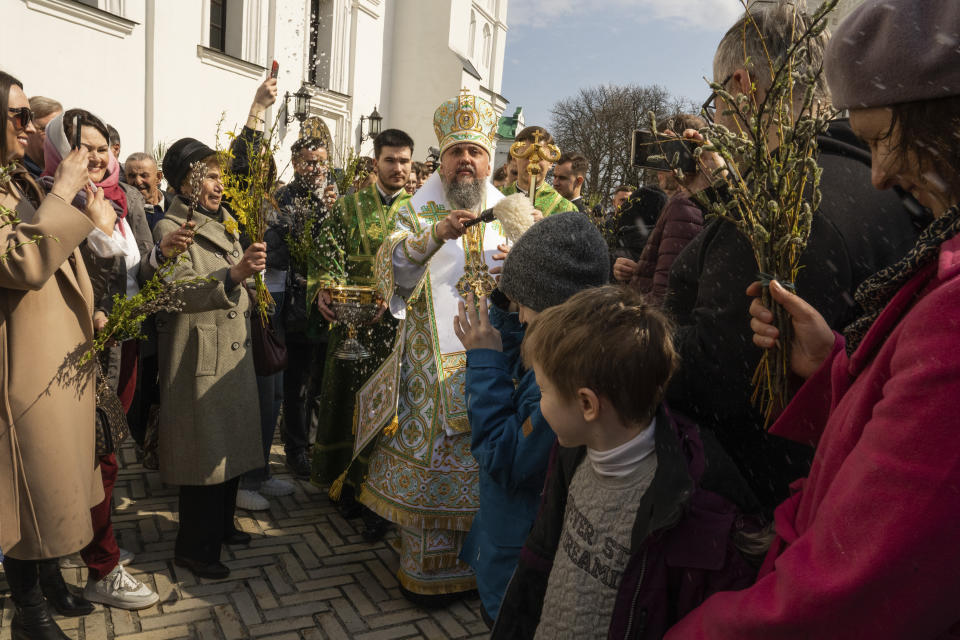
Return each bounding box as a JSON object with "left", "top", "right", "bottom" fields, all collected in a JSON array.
[
  {"left": 259, "top": 476, "right": 295, "bottom": 497},
  {"left": 236, "top": 489, "right": 270, "bottom": 511},
  {"left": 84, "top": 565, "right": 159, "bottom": 610},
  {"left": 60, "top": 548, "right": 134, "bottom": 569}
]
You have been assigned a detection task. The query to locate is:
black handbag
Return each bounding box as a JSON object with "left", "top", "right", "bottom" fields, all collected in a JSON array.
[
  {"left": 225, "top": 250, "right": 288, "bottom": 376},
  {"left": 247, "top": 286, "right": 288, "bottom": 376}
]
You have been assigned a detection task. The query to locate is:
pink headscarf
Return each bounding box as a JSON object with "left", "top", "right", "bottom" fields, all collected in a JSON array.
[{"left": 42, "top": 112, "right": 128, "bottom": 230}]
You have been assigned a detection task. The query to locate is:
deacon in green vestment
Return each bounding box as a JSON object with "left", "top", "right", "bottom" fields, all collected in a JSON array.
[
  {"left": 308, "top": 129, "right": 416, "bottom": 504},
  {"left": 501, "top": 125, "right": 578, "bottom": 215}
]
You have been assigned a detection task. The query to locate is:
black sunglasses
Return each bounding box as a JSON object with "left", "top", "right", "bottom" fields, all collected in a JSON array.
[
  {"left": 7, "top": 106, "right": 33, "bottom": 128},
  {"left": 701, "top": 74, "right": 733, "bottom": 123}
]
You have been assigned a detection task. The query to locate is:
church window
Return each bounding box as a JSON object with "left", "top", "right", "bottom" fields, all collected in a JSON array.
[
  {"left": 309, "top": 0, "right": 336, "bottom": 89},
  {"left": 482, "top": 23, "right": 491, "bottom": 68},
  {"left": 470, "top": 11, "right": 477, "bottom": 59},
  {"left": 209, "top": 0, "right": 227, "bottom": 52}
]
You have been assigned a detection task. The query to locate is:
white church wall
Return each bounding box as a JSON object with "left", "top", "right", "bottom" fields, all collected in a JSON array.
[
  {"left": 386, "top": 0, "right": 457, "bottom": 160},
  {"left": 348, "top": 0, "right": 386, "bottom": 157},
  {"left": 0, "top": 0, "right": 510, "bottom": 178},
  {"left": 1, "top": 0, "right": 146, "bottom": 158},
  {"left": 150, "top": 1, "right": 265, "bottom": 160}
]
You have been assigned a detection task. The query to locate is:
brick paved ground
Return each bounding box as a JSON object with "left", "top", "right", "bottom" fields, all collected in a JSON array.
[{"left": 0, "top": 439, "right": 490, "bottom": 640}]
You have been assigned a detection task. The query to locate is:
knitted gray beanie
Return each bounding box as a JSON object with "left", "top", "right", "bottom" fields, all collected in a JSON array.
[{"left": 499, "top": 212, "right": 610, "bottom": 312}]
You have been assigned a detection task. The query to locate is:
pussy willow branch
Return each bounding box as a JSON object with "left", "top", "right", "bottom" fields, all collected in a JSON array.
[{"left": 676, "top": 0, "right": 839, "bottom": 425}]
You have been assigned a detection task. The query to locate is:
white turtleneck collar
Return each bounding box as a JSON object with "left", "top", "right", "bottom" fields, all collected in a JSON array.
[{"left": 586, "top": 418, "right": 656, "bottom": 478}]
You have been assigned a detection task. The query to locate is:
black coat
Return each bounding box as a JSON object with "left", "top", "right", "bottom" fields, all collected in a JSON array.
[
  {"left": 272, "top": 178, "right": 331, "bottom": 339},
  {"left": 662, "top": 120, "right": 920, "bottom": 513},
  {"left": 609, "top": 187, "right": 668, "bottom": 259}
]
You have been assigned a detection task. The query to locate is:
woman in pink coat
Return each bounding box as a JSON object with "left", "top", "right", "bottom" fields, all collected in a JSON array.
[{"left": 667, "top": 1, "right": 960, "bottom": 638}]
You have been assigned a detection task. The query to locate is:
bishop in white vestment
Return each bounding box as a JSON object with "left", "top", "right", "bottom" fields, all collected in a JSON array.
[{"left": 355, "top": 93, "right": 505, "bottom": 599}]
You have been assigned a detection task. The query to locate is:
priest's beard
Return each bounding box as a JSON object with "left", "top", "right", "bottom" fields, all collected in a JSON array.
[{"left": 443, "top": 176, "right": 485, "bottom": 211}]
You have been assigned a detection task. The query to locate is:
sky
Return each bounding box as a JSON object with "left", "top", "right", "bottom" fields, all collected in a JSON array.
[{"left": 500, "top": 0, "right": 747, "bottom": 128}]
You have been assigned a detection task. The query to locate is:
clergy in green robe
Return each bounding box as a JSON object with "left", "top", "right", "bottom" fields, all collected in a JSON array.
[
  {"left": 501, "top": 179, "right": 578, "bottom": 216},
  {"left": 501, "top": 125, "right": 578, "bottom": 215},
  {"left": 308, "top": 130, "right": 415, "bottom": 502}
]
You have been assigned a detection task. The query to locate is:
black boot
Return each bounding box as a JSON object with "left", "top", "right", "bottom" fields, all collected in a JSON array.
[
  {"left": 3, "top": 556, "right": 71, "bottom": 640},
  {"left": 11, "top": 602, "right": 72, "bottom": 640},
  {"left": 39, "top": 558, "right": 94, "bottom": 617}
]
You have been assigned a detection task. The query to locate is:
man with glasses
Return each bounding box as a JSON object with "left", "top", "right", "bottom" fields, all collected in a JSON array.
[
  {"left": 661, "top": 2, "right": 921, "bottom": 515},
  {"left": 272, "top": 136, "right": 338, "bottom": 480},
  {"left": 699, "top": 73, "right": 732, "bottom": 127},
  {"left": 23, "top": 96, "right": 62, "bottom": 179}
]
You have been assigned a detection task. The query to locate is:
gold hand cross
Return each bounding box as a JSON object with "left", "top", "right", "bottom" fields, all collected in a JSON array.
[{"left": 509, "top": 130, "right": 561, "bottom": 205}]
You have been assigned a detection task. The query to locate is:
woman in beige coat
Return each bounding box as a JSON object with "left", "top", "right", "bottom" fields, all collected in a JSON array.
[
  {"left": 153, "top": 137, "right": 265, "bottom": 580},
  {"left": 0, "top": 71, "right": 117, "bottom": 640}
]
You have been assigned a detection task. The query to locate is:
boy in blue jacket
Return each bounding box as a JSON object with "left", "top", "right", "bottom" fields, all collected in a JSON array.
[{"left": 452, "top": 213, "right": 610, "bottom": 624}]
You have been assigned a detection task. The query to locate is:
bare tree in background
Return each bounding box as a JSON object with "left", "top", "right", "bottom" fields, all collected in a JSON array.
[{"left": 550, "top": 84, "right": 694, "bottom": 207}]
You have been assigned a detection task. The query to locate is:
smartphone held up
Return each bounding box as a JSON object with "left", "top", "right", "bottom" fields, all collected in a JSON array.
[
  {"left": 72, "top": 114, "right": 82, "bottom": 150},
  {"left": 630, "top": 129, "right": 699, "bottom": 174}
]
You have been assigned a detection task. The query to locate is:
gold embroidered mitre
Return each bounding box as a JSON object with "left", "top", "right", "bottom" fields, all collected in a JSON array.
[
  {"left": 299, "top": 116, "right": 332, "bottom": 150},
  {"left": 433, "top": 91, "right": 499, "bottom": 157}
]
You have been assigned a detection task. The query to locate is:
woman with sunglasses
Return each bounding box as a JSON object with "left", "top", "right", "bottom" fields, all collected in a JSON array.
[{"left": 0, "top": 71, "right": 118, "bottom": 640}]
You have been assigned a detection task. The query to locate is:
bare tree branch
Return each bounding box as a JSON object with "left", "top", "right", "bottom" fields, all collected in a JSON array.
[{"left": 549, "top": 84, "right": 695, "bottom": 207}]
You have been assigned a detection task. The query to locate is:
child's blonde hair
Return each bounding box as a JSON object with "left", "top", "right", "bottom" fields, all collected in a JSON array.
[{"left": 522, "top": 285, "right": 678, "bottom": 425}]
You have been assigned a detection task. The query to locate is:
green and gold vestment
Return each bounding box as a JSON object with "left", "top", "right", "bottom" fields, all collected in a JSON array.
[
  {"left": 308, "top": 184, "right": 409, "bottom": 494},
  {"left": 500, "top": 180, "right": 578, "bottom": 215}
]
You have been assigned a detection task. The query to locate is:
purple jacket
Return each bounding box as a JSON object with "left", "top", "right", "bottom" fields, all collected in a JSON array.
[{"left": 491, "top": 406, "right": 759, "bottom": 639}]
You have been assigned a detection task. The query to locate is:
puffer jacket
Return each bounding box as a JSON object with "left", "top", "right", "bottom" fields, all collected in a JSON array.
[{"left": 630, "top": 193, "right": 703, "bottom": 305}]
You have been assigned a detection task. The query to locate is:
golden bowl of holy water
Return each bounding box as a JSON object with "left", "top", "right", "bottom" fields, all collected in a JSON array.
[{"left": 329, "top": 285, "right": 381, "bottom": 360}]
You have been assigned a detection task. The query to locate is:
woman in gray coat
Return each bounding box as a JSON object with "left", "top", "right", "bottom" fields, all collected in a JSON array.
[{"left": 153, "top": 137, "right": 265, "bottom": 580}]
